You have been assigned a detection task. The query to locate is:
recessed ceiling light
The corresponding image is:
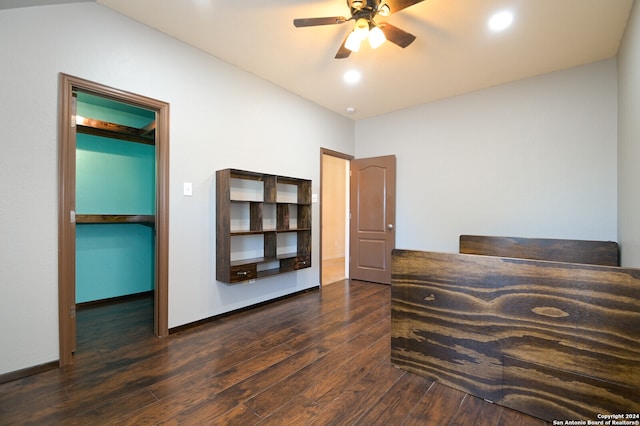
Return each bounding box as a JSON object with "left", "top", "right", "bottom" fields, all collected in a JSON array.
[
  {"left": 343, "top": 70, "right": 361, "bottom": 84},
  {"left": 488, "top": 11, "right": 513, "bottom": 32}
]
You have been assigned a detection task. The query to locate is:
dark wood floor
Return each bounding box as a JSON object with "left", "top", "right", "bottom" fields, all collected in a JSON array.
[{"left": 0, "top": 280, "right": 550, "bottom": 425}]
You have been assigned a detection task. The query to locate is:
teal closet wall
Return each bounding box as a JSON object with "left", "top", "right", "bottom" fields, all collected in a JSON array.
[{"left": 76, "top": 95, "right": 156, "bottom": 303}]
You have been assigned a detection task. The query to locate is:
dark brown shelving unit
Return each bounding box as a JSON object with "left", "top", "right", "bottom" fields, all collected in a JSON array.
[{"left": 216, "top": 168, "right": 311, "bottom": 283}]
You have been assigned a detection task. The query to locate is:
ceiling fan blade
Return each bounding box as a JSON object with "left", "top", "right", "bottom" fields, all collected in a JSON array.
[
  {"left": 378, "top": 22, "right": 416, "bottom": 48},
  {"left": 385, "top": 0, "right": 425, "bottom": 14},
  {"left": 335, "top": 34, "right": 352, "bottom": 59},
  {"left": 294, "top": 17, "right": 347, "bottom": 27}
]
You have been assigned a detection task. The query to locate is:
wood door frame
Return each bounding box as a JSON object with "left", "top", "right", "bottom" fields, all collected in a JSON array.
[
  {"left": 58, "top": 73, "right": 170, "bottom": 366},
  {"left": 319, "top": 148, "right": 353, "bottom": 286}
]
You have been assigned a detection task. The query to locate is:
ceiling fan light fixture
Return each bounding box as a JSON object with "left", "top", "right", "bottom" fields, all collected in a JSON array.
[
  {"left": 345, "top": 31, "right": 363, "bottom": 52},
  {"left": 293, "top": 0, "right": 423, "bottom": 59},
  {"left": 354, "top": 18, "right": 370, "bottom": 40},
  {"left": 368, "top": 25, "right": 386, "bottom": 49}
]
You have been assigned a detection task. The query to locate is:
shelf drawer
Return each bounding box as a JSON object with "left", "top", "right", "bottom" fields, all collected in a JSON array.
[
  {"left": 280, "top": 255, "right": 311, "bottom": 272},
  {"left": 293, "top": 255, "right": 311, "bottom": 270},
  {"left": 229, "top": 264, "right": 257, "bottom": 282}
]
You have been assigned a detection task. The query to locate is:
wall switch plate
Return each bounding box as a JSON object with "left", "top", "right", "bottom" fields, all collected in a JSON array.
[
  {"left": 183, "top": 182, "right": 193, "bottom": 196},
  {"left": 312, "top": 193, "right": 318, "bottom": 203}
]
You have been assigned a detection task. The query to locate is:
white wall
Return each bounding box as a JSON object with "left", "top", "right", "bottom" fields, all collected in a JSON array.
[
  {"left": 0, "top": 3, "right": 354, "bottom": 375},
  {"left": 618, "top": 1, "right": 640, "bottom": 268},
  {"left": 355, "top": 60, "right": 618, "bottom": 254}
]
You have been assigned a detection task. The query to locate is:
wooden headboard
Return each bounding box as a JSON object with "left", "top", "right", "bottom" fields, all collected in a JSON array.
[
  {"left": 391, "top": 249, "right": 640, "bottom": 421},
  {"left": 459, "top": 235, "right": 619, "bottom": 266},
  {"left": 391, "top": 236, "right": 639, "bottom": 422}
]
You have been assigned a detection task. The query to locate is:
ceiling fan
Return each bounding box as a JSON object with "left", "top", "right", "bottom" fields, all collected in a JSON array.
[{"left": 293, "top": 0, "right": 424, "bottom": 59}]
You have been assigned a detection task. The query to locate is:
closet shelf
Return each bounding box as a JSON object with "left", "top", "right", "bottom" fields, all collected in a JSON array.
[
  {"left": 76, "top": 214, "right": 155, "bottom": 226},
  {"left": 76, "top": 116, "right": 155, "bottom": 145}
]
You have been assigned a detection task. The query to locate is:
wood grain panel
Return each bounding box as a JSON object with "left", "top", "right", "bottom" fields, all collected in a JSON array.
[
  {"left": 460, "top": 235, "right": 620, "bottom": 266},
  {"left": 216, "top": 169, "right": 231, "bottom": 282},
  {"left": 501, "top": 356, "right": 637, "bottom": 421},
  {"left": 391, "top": 249, "right": 640, "bottom": 422}
]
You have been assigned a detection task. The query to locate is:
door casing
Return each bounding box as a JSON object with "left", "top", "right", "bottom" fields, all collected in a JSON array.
[
  {"left": 58, "top": 73, "right": 170, "bottom": 366},
  {"left": 319, "top": 148, "right": 353, "bottom": 286}
]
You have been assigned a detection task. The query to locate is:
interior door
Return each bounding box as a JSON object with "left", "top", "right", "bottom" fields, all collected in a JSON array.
[{"left": 349, "top": 155, "right": 396, "bottom": 284}]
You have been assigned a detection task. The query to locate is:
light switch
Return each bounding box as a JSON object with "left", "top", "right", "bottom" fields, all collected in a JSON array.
[
  {"left": 183, "top": 182, "right": 193, "bottom": 196},
  {"left": 312, "top": 193, "right": 318, "bottom": 203}
]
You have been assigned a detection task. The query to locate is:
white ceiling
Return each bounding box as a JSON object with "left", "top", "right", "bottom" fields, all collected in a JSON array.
[{"left": 5, "top": 0, "right": 634, "bottom": 119}]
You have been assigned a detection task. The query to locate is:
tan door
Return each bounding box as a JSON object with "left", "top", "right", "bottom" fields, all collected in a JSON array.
[{"left": 349, "top": 155, "right": 396, "bottom": 284}]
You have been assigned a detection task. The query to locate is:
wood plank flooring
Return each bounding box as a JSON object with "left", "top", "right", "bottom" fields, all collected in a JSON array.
[{"left": 0, "top": 280, "right": 549, "bottom": 425}]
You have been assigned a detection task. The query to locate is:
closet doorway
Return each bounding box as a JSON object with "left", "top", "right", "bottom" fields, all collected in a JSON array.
[
  {"left": 320, "top": 149, "right": 352, "bottom": 286},
  {"left": 58, "top": 74, "right": 169, "bottom": 366}
]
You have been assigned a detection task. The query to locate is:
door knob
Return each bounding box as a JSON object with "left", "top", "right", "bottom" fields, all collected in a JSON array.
[{"left": 387, "top": 224, "right": 394, "bottom": 230}]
